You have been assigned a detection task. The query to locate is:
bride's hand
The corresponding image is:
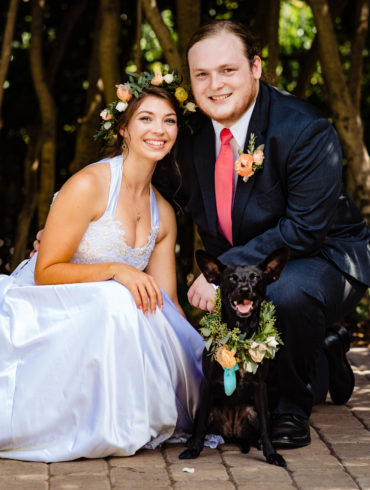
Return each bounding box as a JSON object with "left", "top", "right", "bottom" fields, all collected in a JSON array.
[{"left": 113, "top": 264, "right": 163, "bottom": 314}]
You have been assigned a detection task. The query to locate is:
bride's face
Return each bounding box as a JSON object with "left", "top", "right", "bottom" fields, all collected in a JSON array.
[{"left": 121, "top": 95, "right": 178, "bottom": 163}]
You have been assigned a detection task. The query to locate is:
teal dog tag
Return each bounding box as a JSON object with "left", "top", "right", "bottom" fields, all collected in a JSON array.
[{"left": 223, "top": 364, "right": 239, "bottom": 396}]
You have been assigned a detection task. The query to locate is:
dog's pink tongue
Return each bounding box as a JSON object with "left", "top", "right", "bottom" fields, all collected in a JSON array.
[{"left": 236, "top": 300, "right": 253, "bottom": 314}]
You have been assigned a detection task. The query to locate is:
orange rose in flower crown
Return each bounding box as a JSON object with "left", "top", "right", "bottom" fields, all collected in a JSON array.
[
  {"left": 235, "top": 133, "right": 265, "bottom": 182},
  {"left": 215, "top": 345, "right": 237, "bottom": 369},
  {"left": 116, "top": 84, "right": 132, "bottom": 102},
  {"left": 150, "top": 71, "right": 164, "bottom": 86}
]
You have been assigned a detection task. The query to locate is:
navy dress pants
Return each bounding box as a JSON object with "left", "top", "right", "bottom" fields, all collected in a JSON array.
[{"left": 265, "top": 255, "right": 367, "bottom": 419}]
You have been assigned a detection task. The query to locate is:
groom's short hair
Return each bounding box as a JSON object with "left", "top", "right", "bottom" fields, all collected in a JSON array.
[{"left": 186, "top": 20, "right": 261, "bottom": 68}]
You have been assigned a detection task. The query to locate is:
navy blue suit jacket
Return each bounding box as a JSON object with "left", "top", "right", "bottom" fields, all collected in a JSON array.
[{"left": 157, "top": 82, "right": 370, "bottom": 287}]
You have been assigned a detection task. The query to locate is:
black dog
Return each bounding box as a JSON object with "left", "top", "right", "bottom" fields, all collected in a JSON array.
[{"left": 179, "top": 247, "right": 290, "bottom": 467}]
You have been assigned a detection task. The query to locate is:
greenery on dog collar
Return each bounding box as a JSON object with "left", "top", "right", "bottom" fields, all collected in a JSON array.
[{"left": 199, "top": 289, "right": 283, "bottom": 374}]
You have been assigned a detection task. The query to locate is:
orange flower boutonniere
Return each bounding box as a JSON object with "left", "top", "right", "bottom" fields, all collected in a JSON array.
[{"left": 235, "top": 133, "right": 265, "bottom": 182}]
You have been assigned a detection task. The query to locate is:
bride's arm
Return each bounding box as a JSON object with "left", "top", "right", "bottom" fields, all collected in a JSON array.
[
  {"left": 145, "top": 192, "right": 185, "bottom": 317},
  {"left": 35, "top": 167, "right": 162, "bottom": 314}
]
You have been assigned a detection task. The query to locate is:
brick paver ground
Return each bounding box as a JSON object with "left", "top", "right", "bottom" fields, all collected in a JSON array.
[{"left": 0, "top": 347, "right": 369, "bottom": 490}]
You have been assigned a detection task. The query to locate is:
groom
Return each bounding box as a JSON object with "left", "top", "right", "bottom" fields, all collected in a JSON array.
[{"left": 157, "top": 20, "right": 370, "bottom": 447}]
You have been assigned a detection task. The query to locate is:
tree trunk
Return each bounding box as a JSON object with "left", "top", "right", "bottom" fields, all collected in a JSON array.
[
  {"left": 264, "top": 0, "right": 280, "bottom": 86},
  {"left": 294, "top": 0, "right": 348, "bottom": 99},
  {"left": 349, "top": 0, "right": 369, "bottom": 111},
  {"left": 253, "top": 0, "right": 271, "bottom": 42},
  {"left": 135, "top": 0, "right": 143, "bottom": 73},
  {"left": 175, "top": 0, "right": 201, "bottom": 81},
  {"left": 10, "top": 127, "right": 40, "bottom": 271},
  {"left": 46, "top": 0, "right": 88, "bottom": 88},
  {"left": 308, "top": 0, "right": 370, "bottom": 221},
  {"left": 12, "top": 1, "right": 86, "bottom": 263},
  {"left": 30, "top": 0, "right": 57, "bottom": 227},
  {"left": 142, "top": 0, "right": 182, "bottom": 70},
  {"left": 0, "top": 0, "right": 19, "bottom": 130},
  {"left": 69, "top": 10, "right": 104, "bottom": 174},
  {"left": 99, "top": 0, "right": 120, "bottom": 103}
]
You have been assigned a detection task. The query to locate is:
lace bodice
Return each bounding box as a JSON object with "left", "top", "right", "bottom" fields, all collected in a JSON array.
[{"left": 71, "top": 155, "right": 160, "bottom": 271}]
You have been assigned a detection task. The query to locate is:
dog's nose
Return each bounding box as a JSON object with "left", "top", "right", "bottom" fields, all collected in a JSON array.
[{"left": 240, "top": 286, "right": 250, "bottom": 295}]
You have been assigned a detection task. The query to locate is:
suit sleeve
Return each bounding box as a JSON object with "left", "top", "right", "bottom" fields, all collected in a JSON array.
[{"left": 219, "top": 119, "right": 343, "bottom": 265}]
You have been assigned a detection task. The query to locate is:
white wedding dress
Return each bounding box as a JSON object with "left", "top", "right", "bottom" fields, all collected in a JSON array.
[{"left": 0, "top": 155, "right": 204, "bottom": 462}]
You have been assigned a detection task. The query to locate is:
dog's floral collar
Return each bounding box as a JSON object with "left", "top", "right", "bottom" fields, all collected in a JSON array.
[
  {"left": 199, "top": 290, "right": 282, "bottom": 396},
  {"left": 234, "top": 133, "right": 265, "bottom": 182}
]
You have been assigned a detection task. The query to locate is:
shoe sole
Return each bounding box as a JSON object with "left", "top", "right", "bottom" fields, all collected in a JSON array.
[{"left": 272, "top": 438, "right": 311, "bottom": 448}]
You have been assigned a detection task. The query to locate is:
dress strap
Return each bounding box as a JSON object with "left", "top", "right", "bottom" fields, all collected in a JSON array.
[
  {"left": 106, "top": 155, "right": 123, "bottom": 217},
  {"left": 150, "top": 186, "right": 160, "bottom": 230}
]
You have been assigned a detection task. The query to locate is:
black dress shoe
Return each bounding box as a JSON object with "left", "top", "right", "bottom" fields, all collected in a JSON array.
[
  {"left": 323, "top": 324, "right": 355, "bottom": 405},
  {"left": 271, "top": 414, "right": 311, "bottom": 448}
]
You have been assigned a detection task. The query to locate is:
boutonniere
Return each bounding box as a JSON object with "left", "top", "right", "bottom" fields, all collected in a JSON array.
[{"left": 235, "top": 133, "right": 265, "bottom": 182}]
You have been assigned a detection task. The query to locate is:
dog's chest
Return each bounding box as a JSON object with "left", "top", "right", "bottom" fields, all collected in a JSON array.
[{"left": 212, "top": 367, "right": 256, "bottom": 405}]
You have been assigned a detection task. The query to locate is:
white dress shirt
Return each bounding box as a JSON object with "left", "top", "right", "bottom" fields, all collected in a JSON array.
[{"left": 212, "top": 102, "right": 256, "bottom": 202}]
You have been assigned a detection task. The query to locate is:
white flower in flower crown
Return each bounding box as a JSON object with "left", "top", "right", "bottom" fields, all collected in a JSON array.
[
  {"left": 163, "top": 73, "right": 174, "bottom": 84},
  {"left": 116, "top": 101, "right": 128, "bottom": 112},
  {"left": 185, "top": 101, "right": 197, "bottom": 112}
]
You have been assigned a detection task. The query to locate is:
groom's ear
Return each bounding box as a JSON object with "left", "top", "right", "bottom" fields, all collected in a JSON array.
[{"left": 195, "top": 250, "right": 225, "bottom": 285}]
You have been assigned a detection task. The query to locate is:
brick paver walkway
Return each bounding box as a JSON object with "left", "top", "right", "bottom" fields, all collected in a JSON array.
[{"left": 0, "top": 347, "right": 369, "bottom": 490}]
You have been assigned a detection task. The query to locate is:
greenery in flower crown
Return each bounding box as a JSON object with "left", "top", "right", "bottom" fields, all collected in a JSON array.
[
  {"left": 94, "top": 70, "right": 196, "bottom": 142},
  {"left": 199, "top": 289, "right": 283, "bottom": 374}
]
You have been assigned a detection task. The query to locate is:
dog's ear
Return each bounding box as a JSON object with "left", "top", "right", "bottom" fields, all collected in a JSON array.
[
  {"left": 259, "top": 247, "right": 290, "bottom": 284},
  {"left": 195, "top": 250, "right": 225, "bottom": 285}
]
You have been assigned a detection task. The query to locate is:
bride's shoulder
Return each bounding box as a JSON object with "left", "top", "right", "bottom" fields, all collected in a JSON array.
[
  {"left": 152, "top": 187, "right": 174, "bottom": 216},
  {"left": 57, "top": 160, "right": 110, "bottom": 204}
]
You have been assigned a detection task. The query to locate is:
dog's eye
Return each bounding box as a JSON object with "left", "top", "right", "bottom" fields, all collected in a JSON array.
[{"left": 249, "top": 273, "right": 258, "bottom": 280}]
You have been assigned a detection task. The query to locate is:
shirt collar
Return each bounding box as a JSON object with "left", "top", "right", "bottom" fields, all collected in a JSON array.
[{"left": 211, "top": 101, "right": 256, "bottom": 150}]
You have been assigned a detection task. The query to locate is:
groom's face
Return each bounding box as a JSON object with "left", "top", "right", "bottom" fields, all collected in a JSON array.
[{"left": 188, "top": 32, "right": 261, "bottom": 127}]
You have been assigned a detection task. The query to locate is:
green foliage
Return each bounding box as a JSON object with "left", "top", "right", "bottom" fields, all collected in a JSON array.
[
  {"left": 199, "top": 291, "right": 283, "bottom": 374},
  {"left": 279, "top": 1, "right": 315, "bottom": 53}
]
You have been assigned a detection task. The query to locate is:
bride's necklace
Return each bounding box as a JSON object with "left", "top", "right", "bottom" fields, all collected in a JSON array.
[{"left": 123, "top": 172, "right": 149, "bottom": 222}]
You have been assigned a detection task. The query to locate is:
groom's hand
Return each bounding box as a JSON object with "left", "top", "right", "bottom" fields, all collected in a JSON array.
[
  {"left": 187, "top": 273, "right": 217, "bottom": 312},
  {"left": 30, "top": 229, "right": 44, "bottom": 257}
]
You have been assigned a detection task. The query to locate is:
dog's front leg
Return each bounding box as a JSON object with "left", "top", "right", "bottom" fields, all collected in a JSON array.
[
  {"left": 179, "top": 362, "right": 214, "bottom": 459},
  {"left": 253, "top": 371, "right": 286, "bottom": 467}
]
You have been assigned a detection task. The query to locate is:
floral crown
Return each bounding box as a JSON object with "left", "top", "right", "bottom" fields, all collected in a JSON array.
[{"left": 94, "top": 70, "right": 196, "bottom": 142}]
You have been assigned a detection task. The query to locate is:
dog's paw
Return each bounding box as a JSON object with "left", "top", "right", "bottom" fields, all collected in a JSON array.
[
  {"left": 266, "top": 452, "right": 287, "bottom": 467},
  {"left": 240, "top": 442, "right": 250, "bottom": 454},
  {"left": 179, "top": 448, "right": 201, "bottom": 459},
  {"left": 254, "top": 438, "right": 262, "bottom": 451}
]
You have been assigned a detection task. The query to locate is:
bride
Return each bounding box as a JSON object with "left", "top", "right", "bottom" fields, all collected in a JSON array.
[{"left": 0, "top": 78, "right": 204, "bottom": 462}]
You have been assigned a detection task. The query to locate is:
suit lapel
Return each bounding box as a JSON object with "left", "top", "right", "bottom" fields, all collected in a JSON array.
[
  {"left": 193, "top": 118, "right": 218, "bottom": 232},
  {"left": 232, "top": 83, "right": 271, "bottom": 243}
]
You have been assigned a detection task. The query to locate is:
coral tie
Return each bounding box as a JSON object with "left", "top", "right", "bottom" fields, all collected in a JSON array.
[{"left": 215, "top": 128, "right": 234, "bottom": 244}]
